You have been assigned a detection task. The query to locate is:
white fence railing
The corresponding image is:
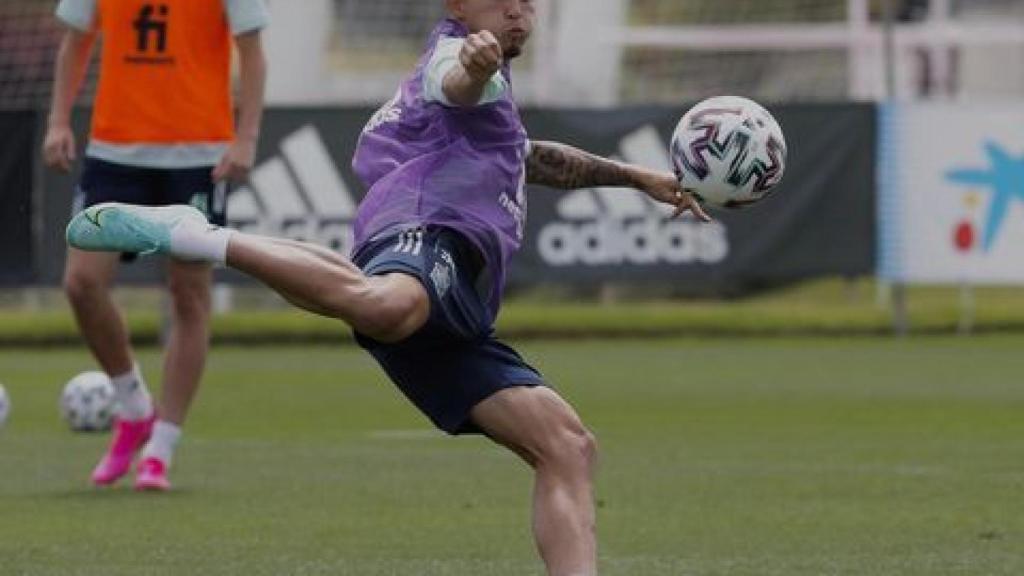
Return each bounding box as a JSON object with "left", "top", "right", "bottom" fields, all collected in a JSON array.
[{"left": 263, "top": 0, "right": 1024, "bottom": 106}]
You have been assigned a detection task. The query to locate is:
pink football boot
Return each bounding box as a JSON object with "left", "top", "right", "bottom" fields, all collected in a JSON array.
[
  {"left": 134, "top": 457, "right": 171, "bottom": 491},
  {"left": 91, "top": 414, "right": 156, "bottom": 486}
]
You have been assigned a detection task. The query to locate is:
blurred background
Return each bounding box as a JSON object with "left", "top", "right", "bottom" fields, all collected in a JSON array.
[
  {"left": 3, "top": 4, "right": 1024, "bottom": 574},
  {"left": 2, "top": 0, "right": 1024, "bottom": 342},
  {"left": 6, "top": 0, "right": 1024, "bottom": 108}
]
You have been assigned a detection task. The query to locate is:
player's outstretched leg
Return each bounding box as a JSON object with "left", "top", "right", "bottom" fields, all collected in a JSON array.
[
  {"left": 67, "top": 203, "right": 429, "bottom": 343},
  {"left": 470, "top": 386, "right": 598, "bottom": 576}
]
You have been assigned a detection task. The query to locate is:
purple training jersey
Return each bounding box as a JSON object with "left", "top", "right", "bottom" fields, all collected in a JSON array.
[{"left": 352, "top": 18, "right": 529, "bottom": 323}]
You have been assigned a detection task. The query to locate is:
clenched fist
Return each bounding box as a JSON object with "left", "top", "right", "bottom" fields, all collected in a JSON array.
[{"left": 460, "top": 30, "right": 503, "bottom": 81}]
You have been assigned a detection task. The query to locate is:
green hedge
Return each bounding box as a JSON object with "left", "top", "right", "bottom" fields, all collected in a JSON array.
[{"left": 2, "top": 280, "right": 1023, "bottom": 345}]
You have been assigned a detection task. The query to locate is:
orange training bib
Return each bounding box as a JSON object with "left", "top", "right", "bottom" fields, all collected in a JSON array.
[{"left": 91, "top": 0, "right": 234, "bottom": 145}]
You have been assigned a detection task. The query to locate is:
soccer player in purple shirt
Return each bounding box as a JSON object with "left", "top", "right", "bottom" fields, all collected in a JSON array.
[{"left": 66, "top": 0, "right": 709, "bottom": 573}]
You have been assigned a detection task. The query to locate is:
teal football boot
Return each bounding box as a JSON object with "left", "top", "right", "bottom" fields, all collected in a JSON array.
[{"left": 66, "top": 202, "right": 207, "bottom": 256}]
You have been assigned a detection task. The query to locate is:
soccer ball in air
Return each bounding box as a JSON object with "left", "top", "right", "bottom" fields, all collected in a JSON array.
[
  {"left": 0, "top": 383, "right": 10, "bottom": 428},
  {"left": 670, "top": 95, "right": 787, "bottom": 208},
  {"left": 60, "top": 371, "right": 116, "bottom": 432}
]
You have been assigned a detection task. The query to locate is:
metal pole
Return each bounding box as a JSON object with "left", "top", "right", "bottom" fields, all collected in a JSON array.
[
  {"left": 532, "top": 0, "right": 556, "bottom": 105},
  {"left": 847, "top": 0, "right": 870, "bottom": 98},
  {"left": 882, "top": 0, "right": 909, "bottom": 336},
  {"left": 930, "top": 0, "right": 974, "bottom": 334},
  {"left": 882, "top": 0, "right": 897, "bottom": 98}
]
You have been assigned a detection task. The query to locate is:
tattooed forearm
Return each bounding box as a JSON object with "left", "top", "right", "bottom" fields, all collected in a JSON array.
[{"left": 526, "top": 141, "right": 639, "bottom": 189}]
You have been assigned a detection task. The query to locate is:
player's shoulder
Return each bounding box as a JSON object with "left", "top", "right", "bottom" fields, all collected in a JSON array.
[
  {"left": 221, "top": 0, "right": 270, "bottom": 36},
  {"left": 55, "top": 0, "right": 98, "bottom": 33},
  {"left": 434, "top": 36, "right": 465, "bottom": 54}
]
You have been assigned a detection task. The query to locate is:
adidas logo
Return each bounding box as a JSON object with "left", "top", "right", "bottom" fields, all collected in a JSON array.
[
  {"left": 228, "top": 125, "right": 358, "bottom": 254},
  {"left": 537, "top": 125, "right": 729, "bottom": 267}
]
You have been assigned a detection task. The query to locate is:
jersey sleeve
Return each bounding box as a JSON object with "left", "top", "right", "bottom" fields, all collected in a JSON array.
[
  {"left": 422, "top": 37, "right": 509, "bottom": 107},
  {"left": 222, "top": 0, "right": 270, "bottom": 36},
  {"left": 55, "top": 0, "right": 97, "bottom": 32}
]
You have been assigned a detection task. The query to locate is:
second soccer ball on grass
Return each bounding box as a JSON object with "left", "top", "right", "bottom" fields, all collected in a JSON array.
[{"left": 60, "top": 371, "right": 116, "bottom": 432}]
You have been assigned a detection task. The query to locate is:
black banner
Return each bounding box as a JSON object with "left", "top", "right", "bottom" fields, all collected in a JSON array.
[
  {"left": 0, "top": 111, "right": 36, "bottom": 284},
  {"left": 34, "top": 105, "right": 876, "bottom": 293},
  {"left": 514, "top": 105, "right": 876, "bottom": 294}
]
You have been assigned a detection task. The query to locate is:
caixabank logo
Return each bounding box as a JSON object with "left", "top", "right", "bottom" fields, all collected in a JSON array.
[
  {"left": 946, "top": 141, "right": 1024, "bottom": 255},
  {"left": 536, "top": 126, "right": 729, "bottom": 267},
  {"left": 229, "top": 125, "right": 359, "bottom": 255}
]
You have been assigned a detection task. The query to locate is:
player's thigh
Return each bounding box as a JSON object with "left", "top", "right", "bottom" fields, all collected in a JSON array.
[
  {"left": 75, "top": 157, "right": 157, "bottom": 210},
  {"left": 161, "top": 167, "right": 225, "bottom": 225},
  {"left": 63, "top": 248, "right": 121, "bottom": 292},
  {"left": 471, "top": 386, "right": 594, "bottom": 467},
  {"left": 353, "top": 228, "right": 489, "bottom": 343}
]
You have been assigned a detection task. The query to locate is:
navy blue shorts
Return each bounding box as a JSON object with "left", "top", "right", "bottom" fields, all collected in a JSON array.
[
  {"left": 352, "top": 227, "right": 545, "bottom": 435},
  {"left": 74, "top": 157, "right": 227, "bottom": 225}
]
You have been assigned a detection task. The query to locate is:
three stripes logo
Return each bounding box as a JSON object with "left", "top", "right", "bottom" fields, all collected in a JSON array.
[
  {"left": 228, "top": 125, "right": 359, "bottom": 254},
  {"left": 392, "top": 228, "right": 424, "bottom": 256},
  {"left": 537, "top": 126, "right": 729, "bottom": 267}
]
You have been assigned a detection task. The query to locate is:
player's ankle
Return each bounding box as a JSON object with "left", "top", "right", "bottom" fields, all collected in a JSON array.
[
  {"left": 110, "top": 363, "right": 154, "bottom": 420},
  {"left": 141, "top": 420, "right": 182, "bottom": 466},
  {"left": 169, "top": 221, "right": 233, "bottom": 264}
]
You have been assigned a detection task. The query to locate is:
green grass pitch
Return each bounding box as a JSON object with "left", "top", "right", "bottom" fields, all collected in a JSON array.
[{"left": 1, "top": 337, "right": 1022, "bottom": 575}]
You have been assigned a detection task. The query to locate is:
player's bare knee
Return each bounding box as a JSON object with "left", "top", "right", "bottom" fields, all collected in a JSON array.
[
  {"left": 580, "top": 429, "right": 598, "bottom": 476},
  {"left": 539, "top": 426, "right": 598, "bottom": 478},
  {"left": 166, "top": 276, "right": 211, "bottom": 322},
  {"left": 360, "top": 292, "right": 423, "bottom": 342},
  {"left": 576, "top": 428, "right": 599, "bottom": 477},
  {"left": 351, "top": 278, "right": 428, "bottom": 342},
  {"left": 63, "top": 269, "right": 106, "bottom": 305}
]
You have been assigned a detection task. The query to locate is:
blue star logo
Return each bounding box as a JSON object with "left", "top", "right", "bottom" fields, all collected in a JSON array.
[{"left": 946, "top": 142, "right": 1024, "bottom": 252}]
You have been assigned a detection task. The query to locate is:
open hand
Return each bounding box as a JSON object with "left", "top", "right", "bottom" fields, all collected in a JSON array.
[
  {"left": 639, "top": 171, "right": 711, "bottom": 222},
  {"left": 212, "top": 138, "right": 256, "bottom": 183}
]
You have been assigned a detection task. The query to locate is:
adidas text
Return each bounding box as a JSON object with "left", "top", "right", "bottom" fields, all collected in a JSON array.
[{"left": 538, "top": 218, "right": 728, "bottom": 266}]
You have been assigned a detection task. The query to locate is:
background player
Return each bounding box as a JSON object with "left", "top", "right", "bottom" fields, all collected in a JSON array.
[
  {"left": 66, "top": 0, "right": 707, "bottom": 573},
  {"left": 43, "top": 0, "right": 269, "bottom": 491}
]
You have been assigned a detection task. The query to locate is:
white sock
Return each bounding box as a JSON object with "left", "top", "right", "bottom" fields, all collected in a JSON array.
[
  {"left": 142, "top": 420, "right": 182, "bottom": 466},
  {"left": 169, "top": 219, "right": 233, "bottom": 264},
  {"left": 110, "top": 364, "right": 153, "bottom": 421}
]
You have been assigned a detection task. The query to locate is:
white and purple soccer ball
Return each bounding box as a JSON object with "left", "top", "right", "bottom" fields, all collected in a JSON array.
[
  {"left": 60, "top": 371, "right": 116, "bottom": 432},
  {"left": 670, "top": 95, "right": 787, "bottom": 209},
  {"left": 0, "top": 383, "right": 10, "bottom": 429}
]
